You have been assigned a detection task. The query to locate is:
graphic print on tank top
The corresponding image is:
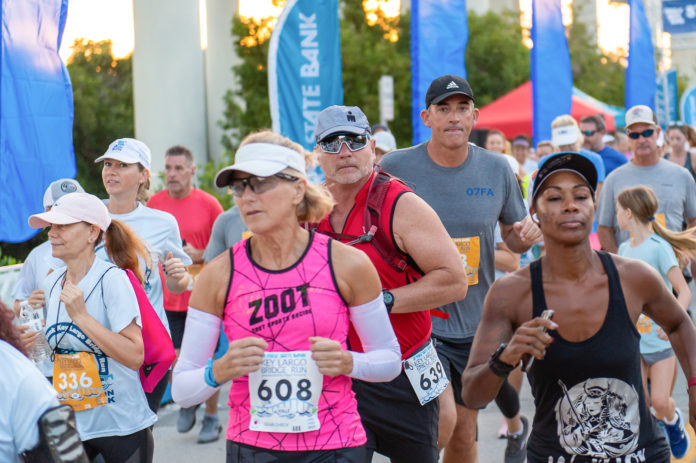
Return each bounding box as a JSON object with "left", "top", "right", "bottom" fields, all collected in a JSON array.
[
  {"left": 223, "top": 232, "right": 366, "bottom": 451},
  {"left": 555, "top": 378, "right": 640, "bottom": 458}
]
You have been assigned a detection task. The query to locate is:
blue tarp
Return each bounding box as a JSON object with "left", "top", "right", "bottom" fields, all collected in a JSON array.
[{"left": 0, "top": 0, "right": 75, "bottom": 242}]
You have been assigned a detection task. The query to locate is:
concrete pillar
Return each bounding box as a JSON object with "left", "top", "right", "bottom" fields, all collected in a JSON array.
[
  {"left": 132, "top": 0, "right": 208, "bottom": 186},
  {"left": 204, "top": 0, "right": 240, "bottom": 162}
]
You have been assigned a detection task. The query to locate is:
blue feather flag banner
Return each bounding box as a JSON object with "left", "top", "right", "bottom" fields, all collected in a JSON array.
[
  {"left": 626, "top": 0, "right": 656, "bottom": 110},
  {"left": 268, "top": 0, "right": 343, "bottom": 153},
  {"left": 410, "top": 0, "right": 468, "bottom": 145},
  {"left": 0, "top": 0, "right": 75, "bottom": 242},
  {"left": 531, "top": 0, "right": 572, "bottom": 145}
]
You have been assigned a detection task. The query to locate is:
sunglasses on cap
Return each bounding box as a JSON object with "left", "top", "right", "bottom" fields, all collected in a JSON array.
[
  {"left": 581, "top": 130, "right": 597, "bottom": 137},
  {"left": 627, "top": 129, "right": 655, "bottom": 140},
  {"left": 228, "top": 173, "right": 299, "bottom": 197},
  {"left": 318, "top": 133, "right": 370, "bottom": 154}
]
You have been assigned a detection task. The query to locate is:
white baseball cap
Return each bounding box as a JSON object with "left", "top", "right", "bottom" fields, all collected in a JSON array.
[
  {"left": 552, "top": 125, "right": 580, "bottom": 147},
  {"left": 29, "top": 192, "right": 112, "bottom": 232},
  {"left": 42, "top": 178, "right": 85, "bottom": 208},
  {"left": 95, "top": 138, "right": 152, "bottom": 171},
  {"left": 214, "top": 143, "right": 306, "bottom": 188},
  {"left": 625, "top": 105, "right": 658, "bottom": 128},
  {"left": 374, "top": 131, "right": 397, "bottom": 153}
]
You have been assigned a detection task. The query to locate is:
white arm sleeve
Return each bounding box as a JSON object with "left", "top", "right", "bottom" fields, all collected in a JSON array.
[
  {"left": 172, "top": 307, "right": 223, "bottom": 408},
  {"left": 348, "top": 294, "right": 401, "bottom": 382}
]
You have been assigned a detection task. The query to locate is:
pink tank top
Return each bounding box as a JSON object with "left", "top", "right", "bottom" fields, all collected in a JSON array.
[{"left": 223, "top": 231, "right": 366, "bottom": 451}]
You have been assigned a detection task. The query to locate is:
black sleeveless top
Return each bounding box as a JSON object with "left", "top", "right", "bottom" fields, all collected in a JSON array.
[{"left": 526, "top": 252, "right": 670, "bottom": 462}]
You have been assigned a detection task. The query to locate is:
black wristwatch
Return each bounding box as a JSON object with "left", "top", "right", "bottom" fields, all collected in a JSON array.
[
  {"left": 488, "top": 343, "right": 517, "bottom": 378},
  {"left": 382, "top": 290, "right": 395, "bottom": 313}
]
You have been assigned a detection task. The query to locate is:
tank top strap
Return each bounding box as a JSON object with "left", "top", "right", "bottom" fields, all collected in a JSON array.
[
  {"left": 596, "top": 250, "right": 627, "bottom": 309},
  {"left": 529, "top": 259, "right": 547, "bottom": 318}
]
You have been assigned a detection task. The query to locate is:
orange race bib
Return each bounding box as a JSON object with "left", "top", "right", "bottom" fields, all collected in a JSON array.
[
  {"left": 636, "top": 314, "right": 652, "bottom": 334},
  {"left": 53, "top": 352, "right": 107, "bottom": 411},
  {"left": 452, "top": 237, "right": 480, "bottom": 286}
]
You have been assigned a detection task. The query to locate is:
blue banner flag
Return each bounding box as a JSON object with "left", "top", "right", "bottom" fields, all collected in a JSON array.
[
  {"left": 662, "top": 0, "right": 696, "bottom": 34},
  {"left": 531, "top": 0, "right": 572, "bottom": 145},
  {"left": 655, "top": 69, "right": 678, "bottom": 128},
  {"left": 268, "top": 0, "right": 343, "bottom": 154},
  {"left": 626, "top": 0, "right": 656, "bottom": 110},
  {"left": 410, "top": 0, "right": 468, "bottom": 145},
  {"left": 0, "top": 0, "right": 75, "bottom": 242}
]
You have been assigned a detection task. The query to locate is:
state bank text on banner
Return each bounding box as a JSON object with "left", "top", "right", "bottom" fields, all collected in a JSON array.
[{"left": 268, "top": 0, "right": 343, "bottom": 153}]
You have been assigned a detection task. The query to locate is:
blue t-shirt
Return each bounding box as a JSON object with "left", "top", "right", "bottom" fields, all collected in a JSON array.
[
  {"left": 597, "top": 144, "right": 627, "bottom": 175},
  {"left": 618, "top": 234, "right": 678, "bottom": 354}
]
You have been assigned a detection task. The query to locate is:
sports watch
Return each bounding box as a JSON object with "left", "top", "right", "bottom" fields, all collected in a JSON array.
[
  {"left": 382, "top": 289, "right": 395, "bottom": 313},
  {"left": 488, "top": 343, "right": 517, "bottom": 378}
]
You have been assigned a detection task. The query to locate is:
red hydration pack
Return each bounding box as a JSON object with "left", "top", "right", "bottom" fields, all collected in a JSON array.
[
  {"left": 124, "top": 268, "right": 176, "bottom": 392},
  {"left": 316, "top": 168, "right": 449, "bottom": 319}
]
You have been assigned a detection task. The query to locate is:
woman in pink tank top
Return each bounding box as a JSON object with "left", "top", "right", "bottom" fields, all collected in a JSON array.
[{"left": 172, "top": 131, "right": 401, "bottom": 462}]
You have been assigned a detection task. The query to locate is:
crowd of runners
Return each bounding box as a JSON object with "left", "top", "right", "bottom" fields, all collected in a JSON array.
[{"left": 4, "top": 73, "right": 696, "bottom": 463}]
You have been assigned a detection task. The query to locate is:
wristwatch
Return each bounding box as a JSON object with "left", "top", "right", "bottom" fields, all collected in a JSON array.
[
  {"left": 488, "top": 343, "right": 517, "bottom": 378},
  {"left": 382, "top": 290, "right": 395, "bottom": 313}
]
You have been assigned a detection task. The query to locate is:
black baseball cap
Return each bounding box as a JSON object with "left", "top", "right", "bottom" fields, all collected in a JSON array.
[
  {"left": 530, "top": 152, "right": 598, "bottom": 204},
  {"left": 425, "top": 75, "right": 475, "bottom": 108}
]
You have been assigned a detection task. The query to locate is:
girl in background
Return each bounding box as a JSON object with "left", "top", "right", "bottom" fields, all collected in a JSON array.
[{"left": 617, "top": 185, "right": 696, "bottom": 458}]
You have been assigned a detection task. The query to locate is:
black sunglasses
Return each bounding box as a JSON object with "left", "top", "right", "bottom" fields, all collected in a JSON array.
[
  {"left": 228, "top": 173, "right": 299, "bottom": 197},
  {"left": 627, "top": 129, "right": 655, "bottom": 140},
  {"left": 318, "top": 133, "right": 370, "bottom": 154},
  {"left": 581, "top": 130, "right": 597, "bottom": 137}
]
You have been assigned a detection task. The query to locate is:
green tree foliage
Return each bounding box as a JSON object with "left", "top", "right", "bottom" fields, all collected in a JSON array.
[
  {"left": 465, "top": 10, "right": 530, "bottom": 107},
  {"left": 567, "top": 20, "right": 625, "bottom": 107},
  {"left": 67, "top": 39, "right": 134, "bottom": 196}
]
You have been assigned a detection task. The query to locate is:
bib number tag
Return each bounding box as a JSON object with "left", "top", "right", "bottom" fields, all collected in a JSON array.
[
  {"left": 403, "top": 341, "right": 449, "bottom": 405},
  {"left": 248, "top": 351, "right": 322, "bottom": 433},
  {"left": 53, "top": 352, "right": 107, "bottom": 411},
  {"left": 636, "top": 314, "right": 652, "bottom": 334}
]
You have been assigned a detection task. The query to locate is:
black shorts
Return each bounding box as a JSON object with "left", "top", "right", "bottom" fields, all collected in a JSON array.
[
  {"left": 226, "top": 440, "right": 366, "bottom": 462},
  {"left": 432, "top": 335, "right": 474, "bottom": 407},
  {"left": 83, "top": 428, "right": 153, "bottom": 463},
  {"left": 352, "top": 370, "right": 439, "bottom": 463},
  {"left": 165, "top": 310, "right": 187, "bottom": 349}
]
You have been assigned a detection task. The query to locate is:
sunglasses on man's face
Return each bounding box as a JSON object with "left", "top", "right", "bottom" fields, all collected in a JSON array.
[
  {"left": 627, "top": 129, "right": 655, "bottom": 140},
  {"left": 581, "top": 130, "right": 597, "bottom": 137},
  {"left": 228, "top": 173, "right": 299, "bottom": 197},
  {"left": 318, "top": 134, "right": 370, "bottom": 154}
]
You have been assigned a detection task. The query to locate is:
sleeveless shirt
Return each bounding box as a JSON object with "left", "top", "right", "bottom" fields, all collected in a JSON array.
[
  {"left": 316, "top": 170, "right": 431, "bottom": 359},
  {"left": 222, "top": 231, "right": 365, "bottom": 451},
  {"left": 526, "top": 252, "right": 670, "bottom": 462}
]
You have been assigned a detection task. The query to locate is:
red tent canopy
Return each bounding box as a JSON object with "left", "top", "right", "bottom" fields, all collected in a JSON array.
[{"left": 475, "top": 81, "right": 616, "bottom": 139}]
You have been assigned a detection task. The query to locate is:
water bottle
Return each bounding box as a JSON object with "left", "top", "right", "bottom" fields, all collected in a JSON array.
[{"left": 19, "top": 300, "right": 52, "bottom": 364}]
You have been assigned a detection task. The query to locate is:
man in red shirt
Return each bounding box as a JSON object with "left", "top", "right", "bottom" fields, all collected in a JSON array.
[
  {"left": 147, "top": 145, "right": 224, "bottom": 443},
  {"left": 314, "top": 106, "right": 468, "bottom": 463}
]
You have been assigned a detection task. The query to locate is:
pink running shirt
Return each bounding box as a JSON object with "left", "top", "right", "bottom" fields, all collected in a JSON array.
[{"left": 223, "top": 231, "right": 366, "bottom": 451}]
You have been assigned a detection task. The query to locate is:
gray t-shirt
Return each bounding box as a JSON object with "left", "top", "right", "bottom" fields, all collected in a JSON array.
[
  {"left": 596, "top": 158, "right": 696, "bottom": 246},
  {"left": 380, "top": 142, "right": 527, "bottom": 339},
  {"left": 203, "top": 206, "right": 249, "bottom": 262}
]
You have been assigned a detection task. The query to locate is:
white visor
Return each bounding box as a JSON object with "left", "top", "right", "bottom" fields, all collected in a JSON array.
[{"left": 215, "top": 143, "right": 306, "bottom": 187}]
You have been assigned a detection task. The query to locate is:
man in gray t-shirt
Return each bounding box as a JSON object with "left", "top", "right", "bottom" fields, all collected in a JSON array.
[
  {"left": 380, "top": 74, "right": 540, "bottom": 463},
  {"left": 596, "top": 105, "right": 696, "bottom": 252},
  {"left": 202, "top": 206, "right": 249, "bottom": 263}
]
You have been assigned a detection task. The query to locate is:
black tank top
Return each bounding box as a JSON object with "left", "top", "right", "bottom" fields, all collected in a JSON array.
[{"left": 526, "top": 251, "right": 670, "bottom": 463}]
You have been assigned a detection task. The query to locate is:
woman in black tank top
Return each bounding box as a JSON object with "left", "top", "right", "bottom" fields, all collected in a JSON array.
[{"left": 460, "top": 152, "right": 696, "bottom": 463}]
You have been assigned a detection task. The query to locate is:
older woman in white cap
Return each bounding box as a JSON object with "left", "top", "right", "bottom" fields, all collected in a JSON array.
[
  {"left": 12, "top": 178, "right": 85, "bottom": 316},
  {"left": 30, "top": 192, "right": 157, "bottom": 463},
  {"left": 172, "top": 130, "right": 401, "bottom": 462},
  {"left": 94, "top": 138, "right": 191, "bottom": 412}
]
